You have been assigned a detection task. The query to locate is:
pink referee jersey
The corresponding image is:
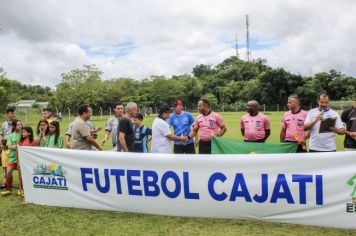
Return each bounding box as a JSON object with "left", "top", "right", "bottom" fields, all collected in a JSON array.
[
  {"left": 195, "top": 111, "right": 224, "bottom": 141},
  {"left": 240, "top": 112, "right": 270, "bottom": 141},
  {"left": 281, "top": 109, "right": 307, "bottom": 142}
]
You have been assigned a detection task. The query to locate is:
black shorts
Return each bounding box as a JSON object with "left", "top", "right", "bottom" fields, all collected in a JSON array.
[
  {"left": 199, "top": 140, "right": 211, "bottom": 154},
  {"left": 174, "top": 143, "right": 195, "bottom": 154}
]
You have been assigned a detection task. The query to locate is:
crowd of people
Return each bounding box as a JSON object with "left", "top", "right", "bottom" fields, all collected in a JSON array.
[{"left": 0, "top": 92, "right": 355, "bottom": 197}]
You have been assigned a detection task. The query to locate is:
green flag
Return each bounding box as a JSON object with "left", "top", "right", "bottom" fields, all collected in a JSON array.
[{"left": 212, "top": 137, "right": 298, "bottom": 154}]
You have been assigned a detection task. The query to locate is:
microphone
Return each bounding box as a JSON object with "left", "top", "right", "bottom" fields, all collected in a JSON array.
[{"left": 320, "top": 108, "right": 325, "bottom": 121}]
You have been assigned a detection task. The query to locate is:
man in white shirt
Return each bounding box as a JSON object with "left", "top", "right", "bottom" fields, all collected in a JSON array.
[
  {"left": 304, "top": 93, "right": 345, "bottom": 152},
  {"left": 151, "top": 104, "right": 187, "bottom": 154}
]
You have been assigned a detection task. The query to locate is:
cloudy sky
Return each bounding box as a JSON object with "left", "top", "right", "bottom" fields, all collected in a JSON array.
[{"left": 0, "top": 0, "right": 355, "bottom": 87}]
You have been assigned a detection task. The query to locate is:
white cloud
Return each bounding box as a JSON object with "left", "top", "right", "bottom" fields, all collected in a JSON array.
[{"left": 0, "top": 0, "right": 356, "bottom": 87}]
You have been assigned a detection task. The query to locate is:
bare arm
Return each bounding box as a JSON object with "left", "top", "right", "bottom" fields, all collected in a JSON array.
[
  {"left": 304, "top": 114, "right": 322, "bottom": 131},
  {"left": 263, "top": 129, "right": 271, "bottom": 141},
  {"left": 119, "top": 132, "right": 128, "bottom": 152},
  {"left": 217, "top": 125, "right": 226, "bottom": 137},
  {"left": 166, "top": 134, "right": 187, "bottom": 143},
  {"left": 64, "top": 135, "right": 71, "bottom": 149},
  {"left": 84, "top": 135, "right": 102, "bottom": 151},
  {"left": 194, "top": 131, "right": 199, "bottom": 147},
  {"left": 329, "top": 127, "right": 346, "bottom": 135},
  {"left": 280, "top": 127, "right": 286, "bottom": 142},
  {"left": 101, "top": 131, "right": 111, "bottom": 146},
  {"left": 188, "top": 126, "right": 199, "bottom": 139}
]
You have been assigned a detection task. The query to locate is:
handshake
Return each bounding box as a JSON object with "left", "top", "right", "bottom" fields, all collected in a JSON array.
[{"left": 180, "top": 135, "right": 188, "bottom": 145}]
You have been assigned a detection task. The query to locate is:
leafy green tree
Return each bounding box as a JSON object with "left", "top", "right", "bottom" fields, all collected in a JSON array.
[
  {"left": 202, "top": 93, "right": 219, "bottom": 110},
  {"left": 52, "top": 65, "right": 105, "bottom": 111}
]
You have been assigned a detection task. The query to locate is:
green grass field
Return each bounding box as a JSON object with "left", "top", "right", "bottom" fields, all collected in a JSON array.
[{"left": 0, "top": 112, "right": 354, "bottom": 236}]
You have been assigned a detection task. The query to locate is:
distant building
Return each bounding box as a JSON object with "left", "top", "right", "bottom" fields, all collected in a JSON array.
[
  {"left": 8, "top": 100, "right": 49, "bottom": 108},
  {"left": 17, "top": 100, "right": 36, "bottom": 108}
]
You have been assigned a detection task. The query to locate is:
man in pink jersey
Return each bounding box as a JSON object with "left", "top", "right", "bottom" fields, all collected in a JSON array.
[
  {"left": 280, "top": 95, "right": 308, "bottom": 152},
  {"left": 189, "top": 99, "right": 226, "bottom": 154},
  {"left": 240, "top": 100, "right": 270, "bottom": 142}
]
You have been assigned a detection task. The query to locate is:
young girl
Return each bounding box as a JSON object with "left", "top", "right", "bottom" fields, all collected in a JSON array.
[
  {"left": 1, "top": 119, "right": 22, "bottom": 196},
  {"left": 36, "top": 119, "right": 49, "bottom": 147},
  {"left": 45, "top": 121, "right": 64, "bottom": 148},
  {"left": 17, "top": 126, "right": 38, "bottom": 197}
]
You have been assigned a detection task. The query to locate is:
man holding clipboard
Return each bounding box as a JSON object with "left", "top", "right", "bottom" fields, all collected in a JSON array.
[{"left": 304, "top": 92, "right": 345, "bottom": 152}]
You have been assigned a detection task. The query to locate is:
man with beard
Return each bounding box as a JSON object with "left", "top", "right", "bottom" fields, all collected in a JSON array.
[{"left": 304, "top": 92, "right": 345, "bottom": 152}]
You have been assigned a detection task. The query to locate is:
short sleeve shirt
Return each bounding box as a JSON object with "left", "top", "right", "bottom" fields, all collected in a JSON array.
[
  {"left": 240, "top": 112, "right": 270, "bottom": 141},
  {"left": 66, "top": 120, "right": 93, "bottom": 136},
  {"left": 167, "top": 112, "right": 195, "bottom": 145},
  {"left": 281, "top": 110, "right": 308, "bottom": 142},
  {"left": 6, "top": 133, "right": 21, "bottom": 163},
  {"left": 304, "top": 108, "right": 344, "bottom": 151},
  {"left": 151, "top": 117, "right": 172, "bottom": 153},
  {"left": 71, "top": 117, "right": 92, "bottom": 150},
  {"left": 118, "top": 117, "right": 135, "bottom": 152},
  {"left": 134, "top": 126, "right": 152, "bottom": 153},
  {"left": 46, "top": 135, "right": 64, "bottom": 148},
  {"left": 341, "top": 106, "right": 356, "bottom": 148},
  {"left": 195, "top": 111, "right": 224, "bottom": 142},
  {"left": 1, "top": 121, "right": 13, "bottom": 140},
  {"left": 105, "top": 116, "right": 120, "bottom": 147}
]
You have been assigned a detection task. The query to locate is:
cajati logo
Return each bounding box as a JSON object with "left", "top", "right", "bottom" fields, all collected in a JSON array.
[
  {"left": 32, "top": 163, "right": 68, "bottom": 190},
  {"left": 346, "top": 174, "right": 356, "bottom": 213}
]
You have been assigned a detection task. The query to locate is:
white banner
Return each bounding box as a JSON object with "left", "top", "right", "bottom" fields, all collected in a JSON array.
[{"left": 18, "top": 147, "right": 356, "bottom": 229}]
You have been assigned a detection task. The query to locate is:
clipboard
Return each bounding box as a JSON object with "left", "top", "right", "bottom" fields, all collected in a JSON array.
[{"left": 319, "top": 117, "right": 336, "bottom": 133}]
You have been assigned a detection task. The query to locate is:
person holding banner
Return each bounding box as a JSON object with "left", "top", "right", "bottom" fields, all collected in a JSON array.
[
  {"left": 71, "top": 105, "right": 102, "bottom": 151},
  {"left": 0, "top": 107, "right": 16, "bottom": 189},
  {"left": 168, "top": 99, "right": 196, "bottom": 154},
  {"left": 341, "top": 96, "right": 356, "bottom": 151},
  {"left": 17, "top": 126, "right": 38, "bottom": 197},
  {"left": 280, "top": 95, "right": 308, "bottom": 152},
  {"left": 151, "top": 103, "right": 188, "bottom": 154},
  {"left": 304, "top": 92, "right": 345, "bottom": 152},
  {"left": 101, "top": 101, "right": 124, "bottom": 151},
  {"left": 240, "top": 100, "right": 270, "bottom": 143},
  {"left": 188, "top": 99, "right": 226, "bottom": 154}
]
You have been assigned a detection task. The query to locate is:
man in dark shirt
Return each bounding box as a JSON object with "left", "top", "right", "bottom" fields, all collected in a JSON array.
[
  {"left": 118, "top": 102, "right": 137, "bottom": 152},
  {"left": 341, "top": 97, "right": 356, "bottom": 151}
]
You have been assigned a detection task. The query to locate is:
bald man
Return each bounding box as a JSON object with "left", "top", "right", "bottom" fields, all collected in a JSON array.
[{"left": 240, "top": 100, "right": 271, "bottom": 142}]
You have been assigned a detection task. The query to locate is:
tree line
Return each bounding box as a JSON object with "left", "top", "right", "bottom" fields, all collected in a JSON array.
[{"left": 1, "top": 56, "right": 355, "bottom": 113}]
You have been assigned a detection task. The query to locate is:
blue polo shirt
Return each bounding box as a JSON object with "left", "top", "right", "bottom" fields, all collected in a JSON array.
[{"left": 168, "top": 111, "right": 195, "bottom": 145}]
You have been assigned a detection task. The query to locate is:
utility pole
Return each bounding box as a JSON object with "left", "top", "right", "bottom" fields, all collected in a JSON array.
[
  {"left": 246, "top": 15, "right": 251, "bottom": 61},
  {"left": 235, "top": 33, "right": 239, "bottom": 59}
]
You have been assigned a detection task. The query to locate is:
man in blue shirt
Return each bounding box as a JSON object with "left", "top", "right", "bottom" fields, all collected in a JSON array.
[{"left": 168, "top": 99, "right": 196, "bottom": 154}]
